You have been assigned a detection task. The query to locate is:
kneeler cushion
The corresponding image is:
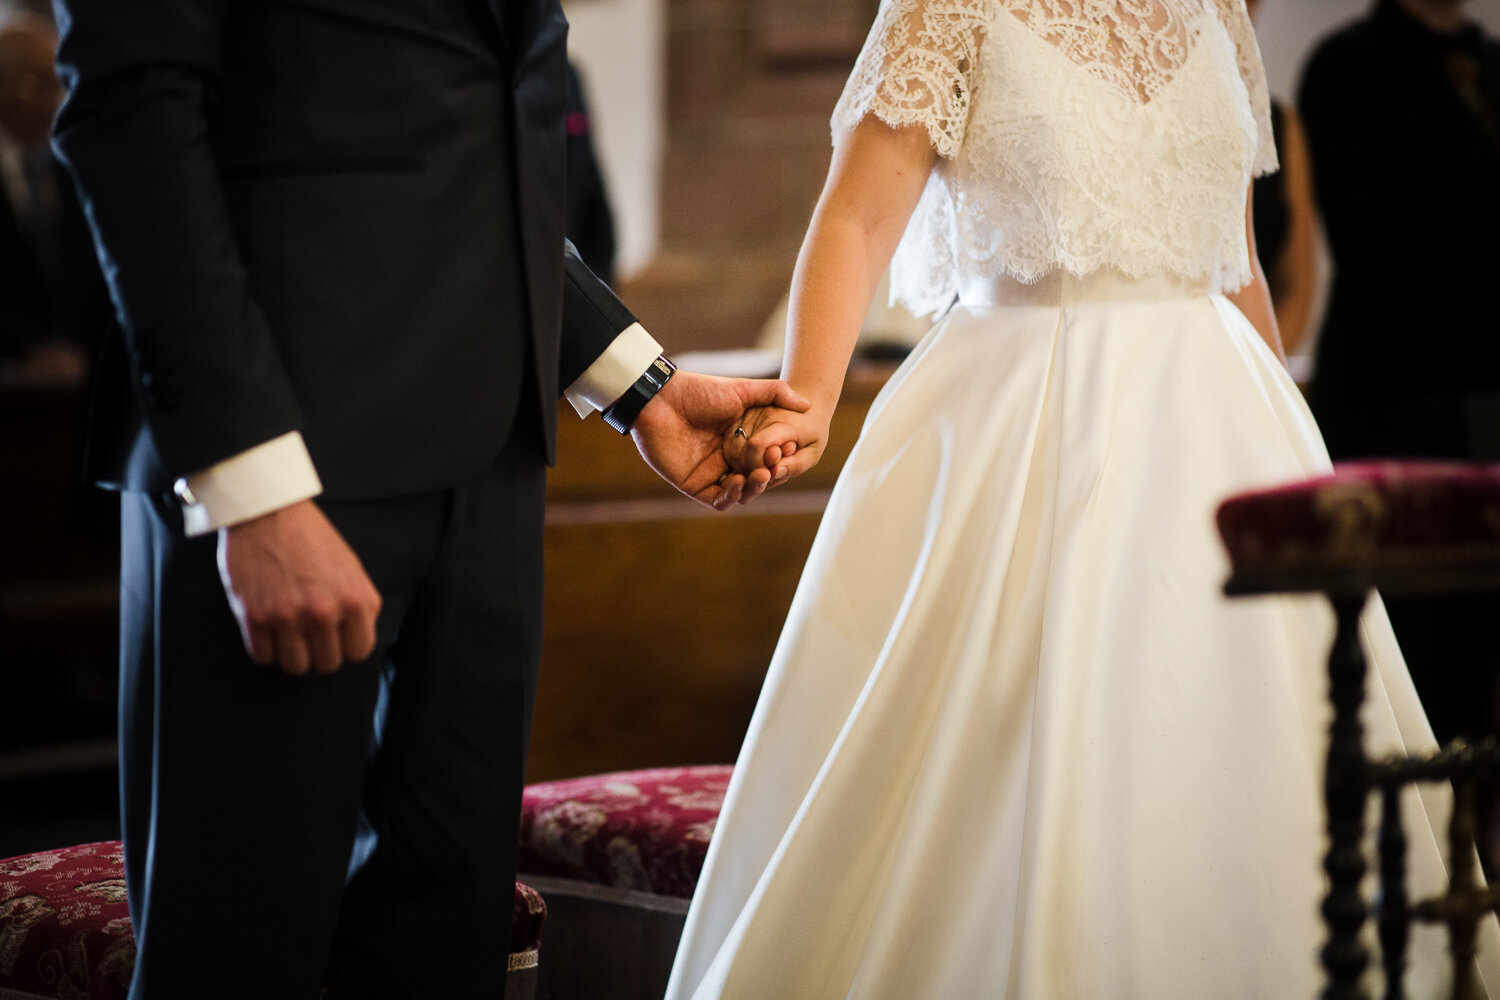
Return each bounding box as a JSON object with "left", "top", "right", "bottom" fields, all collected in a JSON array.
[
  {"left": 0, "top": 841, "right": 546, "bottom": 999},
  {"left": 510, "top": 881, "right": 546, "bottom": 972},
  {"left": 0, "top": 842, "right": 134, "bottom": 1000},
  {"left": 1217, "top": 461, "right": 1500, "bottom": 580},
  {"left": 518, "top": 765, "right": 732, "bottom": 899}
]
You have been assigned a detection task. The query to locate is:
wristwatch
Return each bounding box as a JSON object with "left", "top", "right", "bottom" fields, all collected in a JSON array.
[{"left": 602, "top": 355, "right": 676, "bottom": 434}]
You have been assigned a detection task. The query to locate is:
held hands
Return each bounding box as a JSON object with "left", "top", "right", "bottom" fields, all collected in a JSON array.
[
  {"left": 212, "top": 373, "right": 812, "bottom": 679},
  {"left": 629, "top": 371, "right": 811, "bottom": 510},
  {"left": 217, "top": 499, "right": 382, "bottom": 676},
  {"left": 212, "top": 373, "right": 814, "bottom": 676},
  {"left": 724, "top": 401, "right": 830, "bottom": 489}
]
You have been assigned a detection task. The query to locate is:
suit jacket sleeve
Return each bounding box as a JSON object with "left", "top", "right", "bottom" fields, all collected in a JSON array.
[
  {"left": 557, "top": 239, "right": 643, "bottom": 394},
  {"left": 51, "top": 0, "right": 303, "bottom": 481}
]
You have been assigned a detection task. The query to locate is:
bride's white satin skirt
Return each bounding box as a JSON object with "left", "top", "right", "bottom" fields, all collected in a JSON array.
[{"left": 666, "top": 271, "right": 1500, "bottom": 999}]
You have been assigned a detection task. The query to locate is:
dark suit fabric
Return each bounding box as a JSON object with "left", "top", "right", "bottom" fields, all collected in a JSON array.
[
  {"left": 1299, "top": 1, "right": 1500, "bottom": 747},
  {"left": 118, "top": 417, "right": 546, "bottom": 998},
  {"left": 52, "top": 1, "right": 634, "bottom": 996},
  {"left": 1299, "top": 0, "right": 1500, "bottom": 463},
  {"left": 1250, "top": 100, "right": 1289, "bottom": 280},
  {"left": 55, "top": 0, "right": 625, "bottom": 493}
]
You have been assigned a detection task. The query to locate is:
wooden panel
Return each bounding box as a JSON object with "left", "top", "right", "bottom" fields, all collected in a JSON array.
[
  {"left": 0, "top": 384, "right": 119, "bottom": 754},
  {"left": 531, "top": 493, "right": 826, "bottom": 781},
  {"left": 0, "top": 383, "right": 117, "bottom": 585},
  {"left": 752, "top": 0, "right": 876, "bottom": 66},
  {"left": 530, "top": 360, "right": 897, "bottom": 781}
]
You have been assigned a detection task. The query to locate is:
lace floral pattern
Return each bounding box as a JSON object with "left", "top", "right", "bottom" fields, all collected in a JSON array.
[{"left": 831, "top": 0, "right": 1279, "bottom": 315}]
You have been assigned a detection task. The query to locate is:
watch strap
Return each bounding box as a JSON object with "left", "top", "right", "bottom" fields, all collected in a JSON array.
[{"left": 601, "top": 355, "right": 677, "bottom": 434}]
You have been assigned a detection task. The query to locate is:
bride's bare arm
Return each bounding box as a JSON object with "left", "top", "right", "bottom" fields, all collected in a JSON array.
[
  {"left": 1226, "top": 183, "right": 1287, "bottom": 364},
  {"left": 733, "top": 116, "right": 936, "bottom": 479},
  {"left": 785, "top": 117, "right": 936, "bottom": 410}
]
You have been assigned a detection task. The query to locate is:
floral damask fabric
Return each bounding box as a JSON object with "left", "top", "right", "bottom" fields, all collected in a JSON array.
[
  {"left": 517, "top": 766, "right": 732, "bottom": 900},
  {"left": 0, "top": 842, "right": 135, "bottom": 1000},
  {"left": 509, "top": 882, "right": 546, "bottom": 972},
  {"left": 831, "top": 0, "right": 1277, "bottom": 316},
  {"left": 1, "top": 841, "right": 548, "bottom": 999}
]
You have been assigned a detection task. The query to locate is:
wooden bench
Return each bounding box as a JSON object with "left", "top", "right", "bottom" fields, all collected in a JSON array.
[{"left": 529, "top": 361, "right": 894, "bottom": 781}]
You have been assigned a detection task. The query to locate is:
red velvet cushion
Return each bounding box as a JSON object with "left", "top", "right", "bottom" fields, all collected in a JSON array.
[
  {"left": 518, "top": 765, "right": 732, "bottom": 899},
  {"left": 1217, "top": 461, "right": 1500, "bottom": 579},
  {"left": 0, "top": 842, "right": 545, "bottom": 995},
  {"left": 510, "top": 881, "right": 546, "bottom": 972},
  {"left": 0, "top": 842, "right": 134, "bottom": 1000}
]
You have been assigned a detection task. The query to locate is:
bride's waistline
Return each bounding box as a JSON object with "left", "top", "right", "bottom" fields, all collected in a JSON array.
[{"left": 956, "top": 268, "right": 1215, "bottom": 308}]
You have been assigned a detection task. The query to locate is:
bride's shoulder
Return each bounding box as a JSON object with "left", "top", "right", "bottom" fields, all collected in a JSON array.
[{"left": 834, "top": 0, "right": 1002, "bottom": 157}]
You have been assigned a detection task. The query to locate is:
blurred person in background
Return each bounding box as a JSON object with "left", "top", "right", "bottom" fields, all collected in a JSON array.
[
  {"left": 1300, "top": 0, "right": 1500, "bottom": 751},
  {"left": 1244, "top": 0, "right": 1321, "bottom": 360},
  {"left": 564, "top": 60, "right": 617, "bottom": 286},
  {"left": 0, "top": 9, "right": 106, "bottom": 383}
]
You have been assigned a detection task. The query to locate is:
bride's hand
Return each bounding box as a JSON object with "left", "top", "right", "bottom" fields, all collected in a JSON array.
[{"left": 726, "top": 404, "right": 830, "bottom": 495}]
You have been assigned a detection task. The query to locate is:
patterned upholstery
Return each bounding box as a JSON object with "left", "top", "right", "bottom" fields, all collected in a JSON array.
[
  {"left": 518, "top": 765, "right": 732, "bottom": 899},
  {"left": 0, "top": 842, "right": 546, "bottom": 999},
  {"left": 1216, "top": 461, "right": 1500, "bottom": 580},
  {"left": 510, "top": 881, "right": 546, "bottom": 972},
  {"left": 0, "top": 842, "right": 133, "bottom": 1000}
]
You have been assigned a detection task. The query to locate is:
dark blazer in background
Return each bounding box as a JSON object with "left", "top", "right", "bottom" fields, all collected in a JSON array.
[
  {"left": 564, "top": 60, "right": 618, "bottom": 285},
  {"left": 1299, "top": 0, "right": 1500, "bottom": 751},
  {"left": 1300, "top": 0, "right": 1500, "bottom": 462},
  {"left": 0, "top": 150, "right": 109, "bottom": 361}
]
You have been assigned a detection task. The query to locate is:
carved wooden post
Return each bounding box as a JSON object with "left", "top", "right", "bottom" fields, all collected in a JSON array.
[
  {"left": 1447, "top": 778, "right": 1480, "bottom": 1000},
  {"left": 1378, "top": 782, "right": 1409, "bottom": 1000},
  {"left": 1323, "top": 591, "right": 1371, "bottom": 1000}
]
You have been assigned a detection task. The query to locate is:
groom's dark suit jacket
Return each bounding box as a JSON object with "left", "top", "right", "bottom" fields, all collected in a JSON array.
[
  {"left": 53, "top": 0, "right": 634, "bottom": 498},
  {"left": 51, "top": 4, "right": 643, "bottom": 991}
]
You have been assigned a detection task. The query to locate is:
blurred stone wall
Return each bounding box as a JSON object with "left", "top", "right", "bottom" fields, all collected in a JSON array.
[{"left": 617, "top": 0, "right": 878, "bottom": 353}]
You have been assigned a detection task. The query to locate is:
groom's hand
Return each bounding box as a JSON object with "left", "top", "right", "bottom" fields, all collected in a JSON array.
[
  {"left": 629, "top": 371, "right": 809, "bottom": 510},
  {"left": 217, "top": 499, "right": 383, "bottom": 676}
]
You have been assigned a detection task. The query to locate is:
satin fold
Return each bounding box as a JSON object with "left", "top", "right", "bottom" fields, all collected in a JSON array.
[{"left": 667, "top": 283, "right": 1500, "bottom": 999}]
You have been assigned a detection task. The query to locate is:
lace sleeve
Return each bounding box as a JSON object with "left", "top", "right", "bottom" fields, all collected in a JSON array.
[
  {"left": 830, "top": 0, "right": 993, "bottom": 159},
  {"left": 1215, "top": 0, "right": 1279, "bottom": 177}
]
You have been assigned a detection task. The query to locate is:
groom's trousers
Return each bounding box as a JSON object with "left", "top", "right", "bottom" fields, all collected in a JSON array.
[{"left": 117, "top": 409, "right": 547, "bottom": 1000}]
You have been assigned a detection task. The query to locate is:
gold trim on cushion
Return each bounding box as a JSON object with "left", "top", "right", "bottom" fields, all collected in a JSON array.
[{"left": 1311, "top": 480, "right": 1389, "bottom": 561}]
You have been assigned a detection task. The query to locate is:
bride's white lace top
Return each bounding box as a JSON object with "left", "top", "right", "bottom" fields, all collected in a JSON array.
[{"left": 832, "top": 0, "right": 1278, "bottom": 316}]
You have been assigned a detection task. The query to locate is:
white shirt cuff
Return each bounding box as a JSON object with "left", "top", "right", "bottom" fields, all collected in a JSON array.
[
  {"left": 176, "top": 431, "right": 323, "bottom": 537},
  {"left": 563, "top": 322, "right": 664, "bottom": 418}
]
